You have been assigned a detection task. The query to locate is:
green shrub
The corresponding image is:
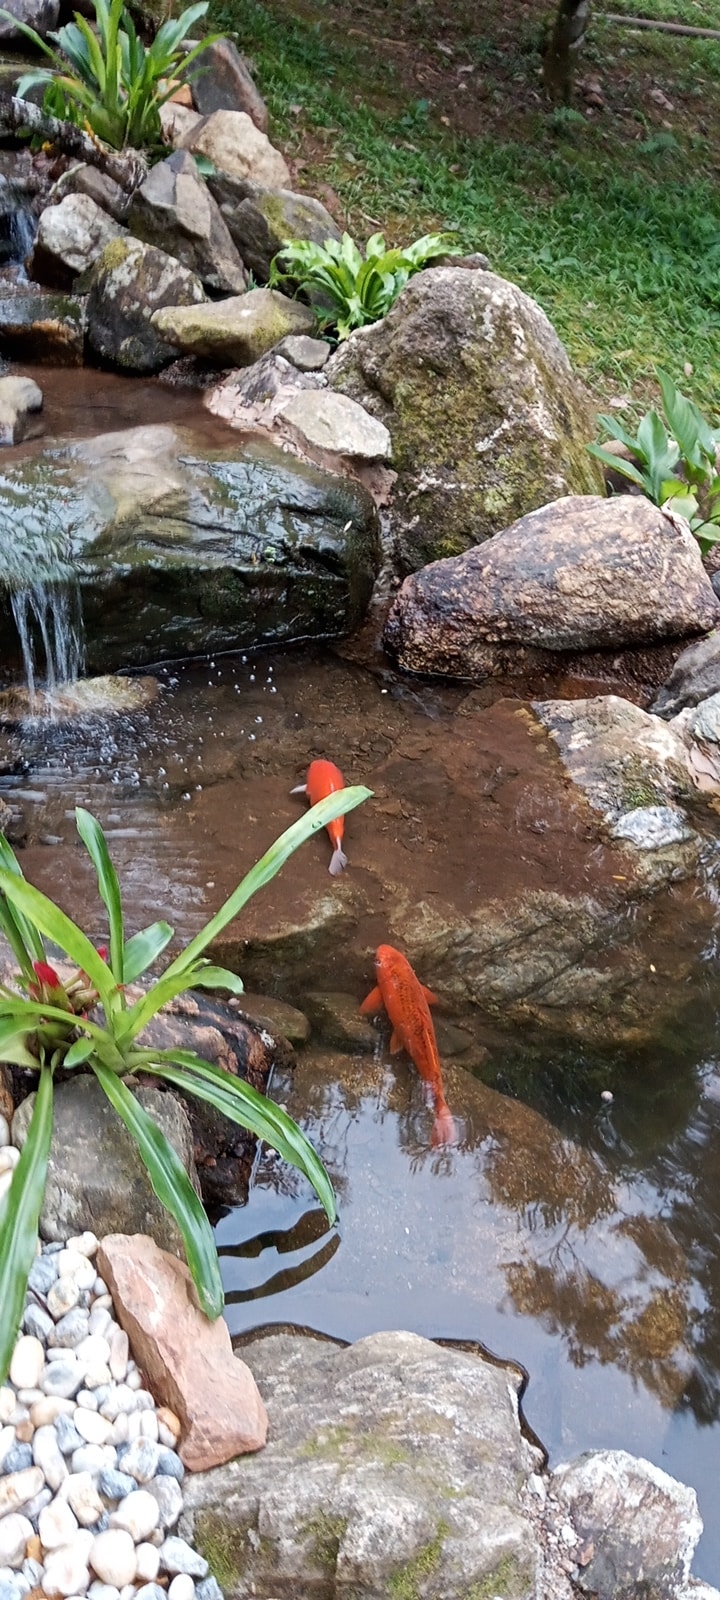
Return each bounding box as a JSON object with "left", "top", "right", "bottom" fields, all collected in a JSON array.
[
  {"left": 0, "top": 785, "right": 370, "bottom": 1381},
  {"left": 2, "top": 0, "right": 219, "bottom": 150},
  {"left": 269, "top": 230, "right": 461, "bottom": 340},
  {"left": 588, "top": 370, "right": 720, "bottom": 554}
]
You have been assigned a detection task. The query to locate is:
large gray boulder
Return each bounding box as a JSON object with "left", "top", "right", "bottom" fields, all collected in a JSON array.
[
  {"left": 12, "top": 1076, "right": 199, "bottom": 1255},
  {"left": 181, "top": 1330, "right": 543, "bottom": 1600},
  {"left": 384, "top": 496, "right": 720, "bottom": 679},
  {"left": 29, "top": 193, "right": 126, "bottom": 290},
  {"left": 127, "top": 150, "right": 247, "bottom": 295},
  {"left": 179, "top": 108, "right": 291, "bottom": 189},
  {"left": 0, "top": 423, "right": 379, "bottom": 671},
  {"left": 327, "top": 266, "right": 604, "bottom": 571},
  {"left": 188, "top": 38, "right": 269, "bottom": 131},
  {"left": 0, "top": 0, "right": 58, "bottom": 41},
  {"left": 207, "top": 172, "right": 341, "bottom": 281},
  {"left": 86, "top": 235, "right": 206, "bottom": 373},
  {"left": 548, "top": 1450, "right": 705, "bottom": 1599},
  {"left": 150, "top": 288, "right": 314, "bottom": 366}
]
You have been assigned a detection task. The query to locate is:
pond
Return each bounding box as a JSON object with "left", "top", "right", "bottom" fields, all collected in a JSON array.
[{"left": 0, "top": 636, "right": 719, "bottom": 1583}]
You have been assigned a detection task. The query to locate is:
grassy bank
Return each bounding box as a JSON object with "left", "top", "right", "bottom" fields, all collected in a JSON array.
[{"left": 207, "top": 0, "right": 720, "bottom": 415}]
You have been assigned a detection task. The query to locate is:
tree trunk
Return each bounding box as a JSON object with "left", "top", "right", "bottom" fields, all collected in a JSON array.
[
  {"left": 542, "top": 0, "right": 592, "bottom": 103},
  {"left": 0, "top": 95, "right": 148, "bottom": 192}
]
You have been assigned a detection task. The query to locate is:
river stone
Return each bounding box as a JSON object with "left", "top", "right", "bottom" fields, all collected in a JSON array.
[
  {"left": 179, "top": 110, "right": 290, "bottom": 189},
  {"left": 277, "top": 335, "right": 332, "bottom": 371},
  {"left": 207, "top": 173, "right": 340, "bottom": 281},
  {"left": 0, "top": 0, "right": 58, "bottom": 41},
  {"left": 29, "top": 194, "right": 126, "bottom": 291},
  {"left": 48, "top": 164, "right": 129, "bottom": 224},
  {"left": 652, "top": 629, "right": 720, "bottom": 717},
  {"left": 150, "top": 288, "right": 314, "bottom": 366},
  {"left": 85, "top": 236, "right": 206, "bottom": 373},
  {"left": 0, "top": 423, "right": 378, "bottom": 672},
  {"left": 127, "top": 151, "right": 246, "bottom": 295},
  {"left": 188, "top": 39, "right": 268, "bottom": 130},
  {"left": 327, "top": 266, "right": 604, "bottom": 571},
  {"left": 384, "top": 497, "right": 720, "bottom": 678},
  {"left": 276, "top": 389, "right": 392, "bottom": 462},
  {"left": 181, "top": 1330, "right": 541, "bottom": 1600},
  {"left": 0, "top": 289, "right": 85, "bottom": 366},
  {"left": 11, "top": 1077, "right": 199, "bottom": 1253},
  {"left": 0, "top": 375, "right": 43, "bottom": 447},
  {"left": 548, "top": 1450, "right": 704, "bottom": 1598},
  {"left": 0, "top": 675, "right": 159, "bottom": 725}
]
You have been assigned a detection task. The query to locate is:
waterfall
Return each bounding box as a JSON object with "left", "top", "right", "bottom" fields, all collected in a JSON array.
[
  {"left": 0, "top": 175, "right": 37, "bottom": 273},
  {"left": 11, "top": 582, "right": 86, "bottom": 700}
]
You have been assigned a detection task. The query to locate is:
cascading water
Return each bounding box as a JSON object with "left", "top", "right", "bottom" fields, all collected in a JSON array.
[
  {"left": 0, "top": 173, "right": 37, "bottom": 276},
  {"left": 10, "top": 581, "right": 86, "bottom": 702}
]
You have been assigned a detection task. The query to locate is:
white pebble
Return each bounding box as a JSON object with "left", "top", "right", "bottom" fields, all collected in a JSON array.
[
  {"left": 10, "top": 1337, "right": 45, "bottom": 1393},
  {"left": 91, "top": 1298, "right": 112, "bottom": 1313},
  {"left": 157, "top": 1538, "right": 208, "bottom": 1579},
  {"left": 33, "top": 1423, "right": 68, "bottom": 1491},
  {"left": 110, "top": 1490, "right": 159, "bottom": 1543},
  {"left": 56, "top": 1253, "right": 96, "bottom": 1292},
  {"left": 0, "top": 1170, "right": 13, "bottom": 1203},
  {"left": 42, "top": 1542, "right": 91, "bottom": 1597},
  {"left": 38, "top": 1497, "right": 80, "bottom": 1550},
  {"left": 15, "top": 1389, "right": 43, "bottom": 1408},
  {"left": 74, "top": 1338, "right": 111, "bottom": 1371},
  {"left": 82, "top": 1368, "right": 112, "bottom": 1394},
  {"left": 22, "top": 1485, "right": 52, "bottom": 1522},
  {"left": 0, "top": 1468, "right": 44, "bottom": 1519},
  {"left": 134, "top": 1544, "right": 160, "bottom": 1583},
  {"left": 65, "top": 1234, "right": 98, "bottom": 1259},
  {"left": 107, "top": 1331, "right": 128, "bottom": 1386},
  {"left": 0, "top": 1115, "right": 10, "bottom": 1147},
  {"left": 71, "top": 1445, "right": 115, "bottom": 1478},
  {"left": 0, "top": 1512, "right": 33, "bottom": 1568},
  {"left": 47, "top": 1278, "right": 82, "bottom": 1321},
  {"left": 62, "top": 1472, "right": 105, "bottom": 1528},
  {"left": 89, "top": 1529, "right": 137, "bottom": 1588},
  {"left": 168, "top": 1577, "right": 195, "bottom": 1600},
  {"left": 118, "top": 1586, "right": 135, "bottom": 1600},
  {"left": 109, "top": 1417, "right": 128, "bottom": 1447},
  {"left": 0, "top": 1389, "right": 22, "bottom": 1425},
  {"left": 157, "top": 1425, "right": 177, "bottom": 1451},
  {"left": 0, "top": 1426, "right": 16, "bottom": 1469},
  {"left": 87, "top": 1311, "right": 113, "bottom": 1342},
  {"left": 88, "top": 1585, "right": 120, "bottom": 1600},
  {"left": 92, "top": 1279, "right": 108, "bottom": 1299},
  {"left": 99, "top": 1389, "right": 135, "bottom": 1423},
  {"left": 0, "top": 1146, "right": 19, "bottom": 1172},
  {"left": 30, "top": 1398, "right": 75, "bottom": 1428},
  {"left": 76, "top": 1393, "right": 99, "bottom": 1413},
  {"left": 73, "top": 1412, "right": 113, "bottom": 1448},
  {"left": 139, "top": 1414, "right": 158, "bottom": 1443},
  {"left": 125, "top": 1371, "right": 142, "bottom": 1392}
]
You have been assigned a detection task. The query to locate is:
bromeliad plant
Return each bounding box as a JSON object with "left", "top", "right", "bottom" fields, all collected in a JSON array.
[
  {"left": 269, "top": 230, "right": 462, "bottom": 340},
  {"left": 2, "top": 0, "right": 218, "bottom": 150},
  {"left": 0, "top": 785, "right": 370, "bottom": 1382},
  {"left": 588, "top": 370, "right": 720, "bottom": 555}
]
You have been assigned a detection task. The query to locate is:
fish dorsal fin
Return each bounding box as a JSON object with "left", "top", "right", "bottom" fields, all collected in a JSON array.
[
  {"left": 389, "top": 1029, "right": 403, "bottom": 1055},
  {"left": 360, "top": 985, "right": 383, "bottom": 1016},
  {"left": 421, "top": 985, "right": 438, "bottom": 1006},
  {"left": 290, "top": 784, "right": 307, "bottom": 795}
]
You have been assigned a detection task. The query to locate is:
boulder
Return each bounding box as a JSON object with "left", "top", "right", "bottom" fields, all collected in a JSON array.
[
  {"left": 548, "top": 1450, "right": 704, "bottom": 1599},
  {"left": 188, "top": 39, "right": 269, "bottom": 131},
  {"left": 181, "top": 1329, "right": 543, "bottom": 1599},
  {"left": 11, "top": 1076, "right": 199, "bottom": 1255},
  {"left": 98, "top": 1234, "right": 268, "bottom": 1470},
  {"left": 0, "top": 374, "right": 43, "bottom": 445},
  {"left": 0, "top": 423, "right": 379, "bottom": 672},
  {"left": 179, "top": 109, "right": 290, "bottom": 189},
  {"left": 652, "top": 629, "right": 720, "bottom": 717},
  {"left": 47, "top": 163, "right": 130, "bottom": 223},
  {"left": 384, "top": 496, "right": 720, "bottom": 679},
  {"left": 150, "top": 288, "right": 314, "bottom": 365},
  {"left": 127, "top": 151, "right": 246, "bottom": 295},
  {"left": 327, "top": 266, "right": 604, "bottom": 571},
  {"left": 0, "top": 288, "right": 85, "bottom": 365},
  {"left": 159, "top": 101, "right": 202, "bottom": 148},
  {"left": 85, "top": 236, "right": 206, "bottom": 374},
  {"left": 275, "top": 388, "right": 392, "bottom": 462},
  {"left": 29, "top": 194, "right": 126, "bottom": 290},
  {"left": 0, "top": 0, "right": 58, "bottom": 40},
  {"left": 207, "top": 172, "right": 340, "bottom": 281},
  {"left": 278, "top": 334, "right": 332, "bottom": 371}
]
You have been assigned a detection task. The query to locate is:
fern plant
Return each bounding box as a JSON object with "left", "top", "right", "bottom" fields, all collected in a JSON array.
[{"left": 269, "top": 230, "right": 462, "bottom": 340}]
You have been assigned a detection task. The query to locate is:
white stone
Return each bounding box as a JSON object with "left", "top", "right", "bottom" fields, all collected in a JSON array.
[
  {"left": 42, "top": 1542, "right": 91, "bottom": 1597},
  {"left": 107, "top": 1331, "right": 128, "bottom": 1386},
  {"left": 0, "top": 1469, "right": 44, "bottom": 1519},
  {"left": 277, "top": 389, "right": 392, "bottom": 462},
  {"left": 15, "top": 1389, "right": 43, "bottom": 1407},
  {"left": 109, "top": 1417, "right": 129, "bottom": 1447},
  {"left": 109, "top": 1490, "right": 159, "bottom": 1543},
  {"left": 71, "top": 1445, "right": 116, "bottom": 1478},
  {"left": 0, "top": 1116, "right": 10, "bottom": 1147},
  {"left": 21, "top": 1485, "right": 52, "bottom": 1522},
  {"left": 157, "top": 1539, "right": 208, "bottom": 1578},
  {"left": 88, "top": 1311, "right": 113, "bottom": 1342},
  {"left": 73, "top": 1412, "right": 113, "bottom": 1447},
  {"left": 57, "top": 1254, "right": 97, "bottom": 1292},
  {"left": 65, "top": 1234, "right": 98, "bottom": 1259},
  {"left": 89, "top": 1530, "right": 137, "bottom": 1587},
  {"left": 0, "top": 1169, "right": 13, "bottom": 1203},
  {"left": 47, "top": 1279, "right": 82, "bottom": 1321},
  {"left": 30, "top": 1398, "right": 75, "bottom": 1428},
  {"left": 10, "top": 1339, "right": 45, "bottom": 1393},
  {"left": 0, "top": 1145, "right": 20, "bottom": 1172},
  {"left": 91, "top": 1298, "right": 112, "bottom": 1313},
  {"left": 88, "top": 1585, "right": 120, "bottom": 1600},
  {"left": 168, "top": 1577, "right": 195, "bottom": 1600},
  {"left": 0, "top": 1513, "right": 33, "bottom": 1568},
  {"left": 138, "top": 1413, "right": 158, "bottom": 1443},
  {"left": 0, "top": 1426, "right": 16, "bottom": 1469},
  {"left": 33, "top": 1423, "right": 68, "bottom": 1490},
  {"left": 124, "top": 1370, "right": 142, "bottom": 1392},
  {"left": 146, "top": 1476, "right": 182, "bottom": 1531},
  {"left": 0, "top": 1389, "right": 21, "bottom": 1424},
  {"left": 62, "top": 1473, "right": 105, "bottom": 1528},
  {"left": 38, "top": 1498, "right": 80, "bottom": 1550},
  {"left": 134, "top": 1544, "right": 160, "bottom": 1583},
  {"left": 74, "top": 1339, "right": 110, "bottom": 1371}
]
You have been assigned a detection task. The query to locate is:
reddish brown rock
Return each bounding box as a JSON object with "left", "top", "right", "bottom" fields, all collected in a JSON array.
[{"left": 98, "top": 1233, "right": 268, "bottom": 1470}]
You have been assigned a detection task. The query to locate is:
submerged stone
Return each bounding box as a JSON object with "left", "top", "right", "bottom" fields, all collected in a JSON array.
[
  {"left": 0, "top": 674, "right": 159, "bottom": 725},
  {"left": 0, "top": 289, "right": 85, "bottom": 366}
]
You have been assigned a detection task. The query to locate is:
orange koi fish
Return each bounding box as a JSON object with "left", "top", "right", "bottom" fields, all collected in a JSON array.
[
  {"left": 292, "top": 758, "right": 348, "bottom": 876},
  {"left": 360, "top": 943, "right": 457, "bottom": 1147}
]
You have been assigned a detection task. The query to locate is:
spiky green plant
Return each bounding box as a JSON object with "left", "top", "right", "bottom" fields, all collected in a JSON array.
[{"left": 269, "top": 230, "right": 461, "bottom": 339}]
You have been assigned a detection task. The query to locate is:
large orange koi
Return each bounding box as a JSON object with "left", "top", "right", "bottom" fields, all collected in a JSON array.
[
  {"left": 360, "top": 943, "right": 456, "bottom": 1147},
  {"left": 292, "top": 758, "right": 348, "bottom": 876}
]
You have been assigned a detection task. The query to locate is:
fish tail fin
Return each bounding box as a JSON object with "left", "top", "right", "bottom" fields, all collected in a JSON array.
[
  {"left": 329, "top": 845, "right": 348, "bottom": 876},
  {"left": 290, "top": 784, "right": 307, "bottom": 795},
  {"left": 431, "top": 1101, "right": 457, "bottom": 1148}
]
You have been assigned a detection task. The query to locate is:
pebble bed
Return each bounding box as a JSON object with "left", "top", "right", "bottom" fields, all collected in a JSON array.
[{"left": 0, "top": 1125, "right": 224, "bottom": 1600}]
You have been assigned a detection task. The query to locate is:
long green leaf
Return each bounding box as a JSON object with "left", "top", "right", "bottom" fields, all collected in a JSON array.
[
  {"left": 75, "top": 808, "right": 124, "bottom": 983},
  {"left": 123, "top": 921, "right": 174, "bottom": 984},
  {"left": 137, "top": 1053, "right": 336, "bottom": 1224},
  {"left": 0, "top": 1066, "right": 53, "bottom": 1384},
  {"left": 92, "top": 1061, "right": 223, "bottom": 1318},
  {"left": 586, "top": 444, "right": 648, "bottom": 490},
  {"left": 0, "top": 835, "right": 46, "bottom": 969},
  {"left": 0, "top": 871, "right": 116, "bottom": 1012}
]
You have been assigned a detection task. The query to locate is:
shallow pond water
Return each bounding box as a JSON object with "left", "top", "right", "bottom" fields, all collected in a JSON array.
[{"left": 0, "top": 642, "right": 719, "bottom": 1580}]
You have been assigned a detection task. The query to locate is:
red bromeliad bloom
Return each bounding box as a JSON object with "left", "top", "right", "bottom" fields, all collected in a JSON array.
[{"left": 32, "top": 960, "right": 61, "bottom": 988}]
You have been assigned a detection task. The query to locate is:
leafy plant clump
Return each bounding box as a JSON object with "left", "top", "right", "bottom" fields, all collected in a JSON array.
[
  {"left": 0, "top": 786, "right": 370, "bottom": 1381},
  {"left": 588, "top": 370, "right": 720, "bottom": 554},
  {"left": 2, "top": 0, "right": 218, "bottom": 150},
  {"left": 269, "top": 230, "right": 462, "bottom": 340}
]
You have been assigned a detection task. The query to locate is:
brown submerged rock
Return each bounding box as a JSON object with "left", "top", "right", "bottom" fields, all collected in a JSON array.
[
  {"left": 98, "top": 1233, "right": 268, "bottom": 1470},
  {"left": 385, "top": 495, "right": 720, "bottom": 679}
]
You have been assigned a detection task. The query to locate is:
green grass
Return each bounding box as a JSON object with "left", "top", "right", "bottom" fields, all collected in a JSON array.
[{"left": 208, "top": 0, "right": 720, "bottom": 415}]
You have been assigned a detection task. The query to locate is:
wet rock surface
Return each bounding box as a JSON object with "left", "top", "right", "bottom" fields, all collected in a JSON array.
[
  {"left": 327, "top": 266, "right": 603, "bottom": 571},
  {"left": 151, "top": 289, "right": 315, "bottom": 366},
  {"left": 652, "top": 628, "right": 720, "bottom": 717},
  {"left": 85, "top": 237, "right": 206, "bottom": 374},
  {"left": 29, "top": 195, "right": 126, "bottom": 291},
  {"left": 0, "top": 289, "right": 85, "bottom": 366},
  {"left": 384, "top": 497, "right": 720, "bottom": 679}
]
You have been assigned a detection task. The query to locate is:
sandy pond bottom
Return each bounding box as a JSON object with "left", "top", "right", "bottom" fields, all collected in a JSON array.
[{"left": 0, "top": 640, "right": 718, "bottom": 1580}]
